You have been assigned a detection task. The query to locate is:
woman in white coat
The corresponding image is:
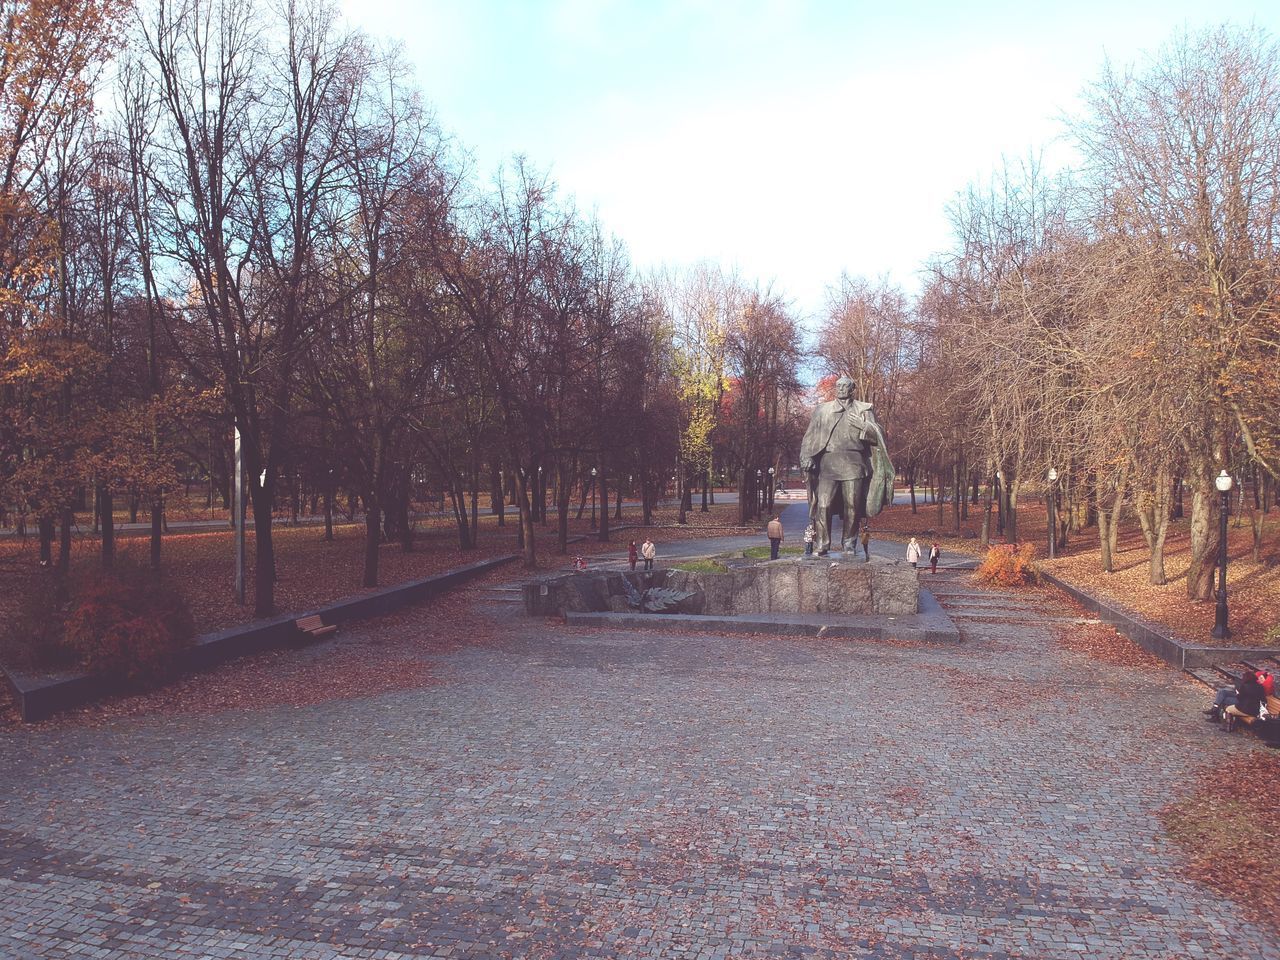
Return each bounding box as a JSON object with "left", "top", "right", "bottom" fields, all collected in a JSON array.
[{"left": 906, "top": 537, "right": 922, "bottom": 568}]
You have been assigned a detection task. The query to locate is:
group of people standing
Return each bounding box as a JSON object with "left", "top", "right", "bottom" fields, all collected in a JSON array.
[
  {"left": 765, "top": 515, "right": 941, "bottom": 571},
  {"left": 626, "top": 538, "right": 656, "bottom": 572}
]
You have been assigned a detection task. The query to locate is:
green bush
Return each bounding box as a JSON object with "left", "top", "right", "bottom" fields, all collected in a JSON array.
[{"left": 61, "top": 562, "right": 195, "bottom": 687}]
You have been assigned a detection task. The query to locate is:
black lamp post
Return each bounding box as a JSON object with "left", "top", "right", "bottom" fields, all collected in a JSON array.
[
  {"left": 590, "top": 466, "right": 598, "bottom": 530},
  {"left": 756, "top": 469, "right": 763, "bottom": 516},
  {"left": 1211, "top": 469, "right": 1233, "bottom": 639},
  {"left": 1047, "top": 467, "right": 1058, "bottom": 559},
  {"left": 768, "top": 466, "right": 776, "bottom": 511}
]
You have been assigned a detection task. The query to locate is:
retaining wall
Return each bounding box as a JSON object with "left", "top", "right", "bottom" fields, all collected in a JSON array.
[{"left": 2, "top": 554, "right": 517, "bottom": 723}]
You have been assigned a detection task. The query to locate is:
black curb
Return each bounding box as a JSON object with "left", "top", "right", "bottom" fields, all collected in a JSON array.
[
  {"left": 1, "top": 554, "right": 519, "bottom": 723},
  {"left": 1040, "top": 571, "right": 1280, "bottom": 670}
]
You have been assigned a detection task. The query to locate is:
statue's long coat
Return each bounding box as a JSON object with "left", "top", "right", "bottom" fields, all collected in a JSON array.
[{"left": 799, "top": 399, "right": 895, "bottom": 520}]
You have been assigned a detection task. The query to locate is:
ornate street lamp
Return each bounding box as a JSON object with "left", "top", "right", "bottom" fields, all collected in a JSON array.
[
  {"left": 768, "top": 466, "right": 776, "bottom": 510},
  {"left": 756, "top": 468, "right": 763, "bottom": 515},
  {"left": 1211, "top": 469, "right": 1233, "bottom": 639},
  {"left": 1047, "top": 467, "right": 1058, "bottom": 560},
  {"left": 590, "top": 466, "right": 598, "bottom": 530}
]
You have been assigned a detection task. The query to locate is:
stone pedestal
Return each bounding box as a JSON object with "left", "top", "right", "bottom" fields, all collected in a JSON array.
[{"left": 524, "top": 555, "right": 918, "bottom": 617}]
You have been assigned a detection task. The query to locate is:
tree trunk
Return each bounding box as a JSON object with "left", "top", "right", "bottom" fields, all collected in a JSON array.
[
  {"left": 980, "top": 468, "right": 994, "bottom": 549},
  {"left": 398, "top": 486, "right": 414, "bottom": 553},
  {"left": 1185, "top": 458, "right": 1218, "bottom": 601},
  {"left": 1005, "top": 480, "right": 1019, "bottom": 544},
  {"left": 38, "top": 515, "right": 54, "bottom": 568},
  {"left": 99, "top": 485, "right": 114, "bottom": 568},
  {"left": 557, "top": 461, "right": 571, "bottom": 554},
  {"left": 150, "top": 497, "right": 163, "bottom": 570},
  {"left": 641, "top": 471, "right": 652, "bottom": 527},
  {"left": 613, "top": 481, "right": 622, "bottom": 522},
  {"left": 58, "top": 507, "right": 72, "bottom": 573},
  {"left": 515, "top": 469, "right": 536, "bottom": 567},
  {"left": 951, "top": 458, "right": 961, "bottom": 530},
  {"left": 1134, "top": 470, "right": 1171, "bottom": 585},
  {"left": 447, "top": 475, "right": 471, "bottom": 550},
  {"left": 250, "top": 482, "right": 277, "bottom": 616},
  {"left": 598, "top": 471, "right": 610, "bottom": 541},
  {"left": 701, "top": 470, "right": 709, "bottom": 512},
  {"left": 362, "top": 499, "right": 381, "bottom": 587},
  {"left": 469, "top": 460, "right": 479, "bottom": 547},
  {"left": 323, "top": 483, "right": 334, "bottom": 542}
]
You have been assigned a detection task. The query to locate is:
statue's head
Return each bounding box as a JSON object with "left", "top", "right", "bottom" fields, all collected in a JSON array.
[{"left": 835, "top": 376, "right": 854, "bottom": 400}]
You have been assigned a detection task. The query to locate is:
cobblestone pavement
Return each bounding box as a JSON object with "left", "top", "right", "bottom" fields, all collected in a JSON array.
[{"left": 2, "top": 573, "right": 1277, "bottom": 959}]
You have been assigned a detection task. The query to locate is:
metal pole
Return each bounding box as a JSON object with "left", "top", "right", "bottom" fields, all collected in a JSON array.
[
  {"left": 234, "top": 422, "right": 245, "bottom": 606},
  {"left": 1212, "top": 487, "right": 1230, "bottom": 638},
  {"left": 1048, "top": 485, "right": 1056, "bottom": 559}
]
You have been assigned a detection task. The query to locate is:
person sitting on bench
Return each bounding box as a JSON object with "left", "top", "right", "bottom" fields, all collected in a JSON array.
[{"left": 1224, "top": 670, "right": 1267, "bottom": 732}]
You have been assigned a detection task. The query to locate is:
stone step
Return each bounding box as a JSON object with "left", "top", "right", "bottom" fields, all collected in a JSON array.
[
  {"left": 945, "top": 610, "right": 1101, "bottom": 626},
  {"left": 1185, "top": 667, "right": 1222, "bottom": 691}
]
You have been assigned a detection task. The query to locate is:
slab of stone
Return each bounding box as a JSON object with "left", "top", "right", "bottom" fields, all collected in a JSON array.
[
  {"left": 797, "top": 562, "right": 830, "bottom": 613},
  {"left": 763, "top": 561, "right": 800, "bottom": 613},
  {"left": 827, "top": 562, "right": 873, "bottom": 614},
  {"left": 872, "top": 564, "right": 919, "bottom": 615}
]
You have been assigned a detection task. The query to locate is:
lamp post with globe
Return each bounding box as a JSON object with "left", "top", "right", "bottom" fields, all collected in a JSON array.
[
  {"left": 590, "top": 467, "right": 598, "bottom": 530},
  {"left": 1211, "top": 469, "right": 1233, "bottom": 639}
]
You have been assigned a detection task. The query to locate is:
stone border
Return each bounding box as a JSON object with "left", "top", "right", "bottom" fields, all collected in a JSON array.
[
  {"left": 1, "top": 554, "right": 518, "bottom": 723},
  {"left": 1040, "top": 572, "right": 1280, "bottom": 670},
  {"left": 563, "top": 588, "right": 960, "bottom": 645}
]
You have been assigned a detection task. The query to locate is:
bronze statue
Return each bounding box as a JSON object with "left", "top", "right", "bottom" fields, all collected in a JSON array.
[{"left": 799, "top": 376, "right": 894, "bottom": 556}]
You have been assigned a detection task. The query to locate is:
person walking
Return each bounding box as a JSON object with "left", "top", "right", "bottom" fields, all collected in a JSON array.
[
  {"left": 860, "top": 523, "right": 871, "bottom": 562},
  {"left": 803, "top": 522, "right": 815, "bottom": 557},
  {"left": 906, "top": 537, "right": 922, "bottom": 568},
  {"left": 766, "top": 515, "right": 784, "bottom": 560},
  {"left": 627, "top": 540, "right": 639, "bottom": 571},
  {"left": 929, "top": 541, "right": 941, "bottom": 574},
  {"left": 641, "top": 537, "right": 656, "bottom": 572}
]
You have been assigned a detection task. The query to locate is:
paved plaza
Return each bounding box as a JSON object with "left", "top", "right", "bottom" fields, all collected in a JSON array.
[{"left": 1, "top": 567, "right": 1278, "bottom": 959}]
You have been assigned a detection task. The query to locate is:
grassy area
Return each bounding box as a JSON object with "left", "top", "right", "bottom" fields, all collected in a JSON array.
[
  {"left": 742, "top": 544, "right": 804, "bottom": 560},
  {"left": 669, "top": 558, "right": 729, "bottom": 574}
]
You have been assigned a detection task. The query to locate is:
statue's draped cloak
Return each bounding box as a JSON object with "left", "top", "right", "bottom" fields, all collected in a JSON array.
[{"left": 800, "top": 399, "right": 894, "bottom": 519}]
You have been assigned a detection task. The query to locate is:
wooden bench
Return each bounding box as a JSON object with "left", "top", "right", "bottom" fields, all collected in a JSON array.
[
  {"left": 1227, "top": 694, "right": 1280, "bottom": 737},
  {"left": 294, "top": 615, "right": 337, "bottom": 640}
]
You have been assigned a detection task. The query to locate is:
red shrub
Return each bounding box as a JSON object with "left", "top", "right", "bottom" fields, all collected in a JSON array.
[
  {"left": 975, "top": 542, "right": 1041, "bottom": 587},
  {"left": 62, "top": 563, "right": 194, "bottom": 686}
]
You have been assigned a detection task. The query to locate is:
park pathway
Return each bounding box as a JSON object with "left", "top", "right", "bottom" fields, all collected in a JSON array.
[{"left": 1, "top": 537, "right": 1277, "bottom": 958}]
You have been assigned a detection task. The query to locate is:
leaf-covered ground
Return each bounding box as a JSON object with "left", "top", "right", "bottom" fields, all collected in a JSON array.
[
  {"left": 1159, "top": 750, "right": 1280, "bottom": 938},
  {"left": 0, "top": 502, "right": 755, "bottom": 727},
  {"left": 874, "top": 495, "right": 1280, "bottom": 649}
]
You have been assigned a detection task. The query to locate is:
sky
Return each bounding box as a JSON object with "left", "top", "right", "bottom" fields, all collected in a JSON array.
[{"left": 338, "top": 0, "right": 1280, "bottom": 323}]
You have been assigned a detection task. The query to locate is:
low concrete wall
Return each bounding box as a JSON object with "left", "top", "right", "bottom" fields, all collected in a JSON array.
[
  {"left": 2, "top": 554, "right": 518, "bottom": 723},
  {"left": 524, "top": 557, "right": 920, "bottom": 618},
  {"left": 1041, "top": 572, "right": 1280, "bottom": 670}
]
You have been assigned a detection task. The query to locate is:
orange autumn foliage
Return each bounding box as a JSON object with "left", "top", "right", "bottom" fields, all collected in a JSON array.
[{"left": 975, "top": 542, "right": 1041, "bottom": 587}]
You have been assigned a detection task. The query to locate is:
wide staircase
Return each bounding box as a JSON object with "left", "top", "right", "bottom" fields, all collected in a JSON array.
[{"left": 920, "top": 564, "right": 1099, "bottom": 633}]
